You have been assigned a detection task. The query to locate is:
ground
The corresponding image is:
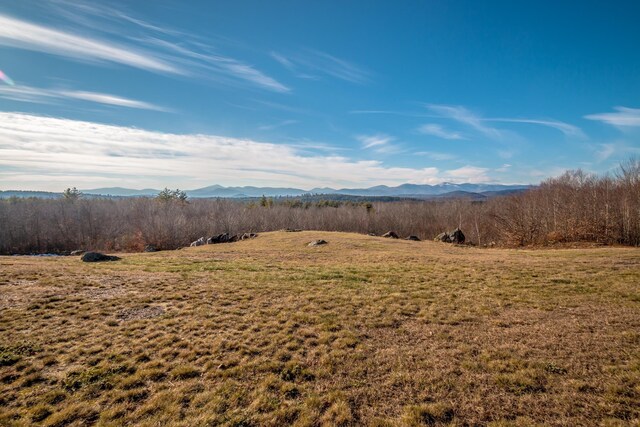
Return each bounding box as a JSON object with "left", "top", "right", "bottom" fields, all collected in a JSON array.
[{"left": 0, "top": 231, "right": 639, "bottom": 426}]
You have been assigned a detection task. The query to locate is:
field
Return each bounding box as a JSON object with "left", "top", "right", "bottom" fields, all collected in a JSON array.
[{"left": 1, "top": 231, "right": 639, "bottom": 426}]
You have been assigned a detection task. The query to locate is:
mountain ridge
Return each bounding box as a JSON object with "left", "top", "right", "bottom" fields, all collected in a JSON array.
[{"left": 1, "top": 183, "right": 532, "bottom": 199}]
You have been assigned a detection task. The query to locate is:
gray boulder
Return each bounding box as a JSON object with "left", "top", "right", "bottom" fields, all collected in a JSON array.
[
  {"left": 405, "top": 235, "right": 421, "bottom": 241},
  {"left": 144, "top": 244, "right": 158, "bottom": 252},
  {"left": 435, "top": 232, "right": 451, "bottom": 243},
  {"left": 308, "top": 239, "right": 328, "bottom": 246},
  {"left": 434, "top": 228, "right": 465, "bottom": 244},
  {"left": 382, "top": 231, "right": 399, "bottom": 239},
  {"left": 207, "top": 233, "right": 230, "bottom": 244},
  {"left": 450, "top": 228, "right": 465, "bottom": 244},
  {"left": 240, "top": 233, "right": 258, "bottom": 240},
  {"left": 81, "top": 252, "right": 120, "bottom": 262},
  {"left": 70, "top": 250, "right": 85, "bottom": 256},
  {"left": 190, "top": 237, "right": 206, "bottom": 247}
]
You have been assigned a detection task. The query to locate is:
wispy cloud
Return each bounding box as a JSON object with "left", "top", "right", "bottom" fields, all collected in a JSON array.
[
  {"left": 414, "top": 151, "right": 457, "bottom": 161},
  {"left": 485, "top": 118, "right": 585, "bottom": 138},
  {"left": 585, "top": 107, "right": 640, "bottom": 127},
  {"left": 426, "top": 104, "right": 505, "bottom": 139},
  {"left": 358, "top": 134, "right": 393, "bottom": 149},
  {"left": 444, "top": 166, "right": 491, "bottom": 183},
  {"left": 0, "top": 113, "right": 503, "bottom": 191},
  {"left": 0, "top": 7, "right": 289, "bottom": 93},
  {"left": 418, "top": 124, "right": 466, "bottom": 140},
  {"left": 271, "top": 49, "right": 370, "bottom": 84},
  {"left": 0, "top": 14, "right": 178, "bottom": 74},
  {"left": 593, "top": 141, "right": 640, "bottom": 162},
  {"left": 0, "top": 84, "right": 168, "bottom": 111},
  {"left": 356, "top": 133, "right": 402, "bottom": 153},
  {"left": 258, "top": 120, "right": 298, "bottom": 131},
  {"left": 426, "top": 104, "right": 584, "bottom": 140}
]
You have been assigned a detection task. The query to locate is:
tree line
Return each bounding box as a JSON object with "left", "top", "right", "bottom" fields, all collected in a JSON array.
[{"left": 0, "top": 159, "right": 638, "bottom": 254}]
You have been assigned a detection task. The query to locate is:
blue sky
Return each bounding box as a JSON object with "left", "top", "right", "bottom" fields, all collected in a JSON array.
[{"left": 0, "top": 0, "right": 639, "bottom": 191}]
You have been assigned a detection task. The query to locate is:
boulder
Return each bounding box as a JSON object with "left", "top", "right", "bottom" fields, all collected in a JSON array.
[
  {"left": 240, "top": 233, "right": 258, "bottom": 240},
  {"left": 81, "top": 252, "right": 120, "bottom": 262},
  {"left": 308, "top": 239, "right": 328, "bottom": 247},
  {"left": 382, "top": 231, "right": 399, "bottom": 239},
  {"left": 70, "top": 250, "right": 85, "bottom": 256},
  {"left": 434, "top": 232, "right": 451, "bottom": 243},
  {"left": 449, "top": 228, "right": 465, "bottom": 244},
  {"left": 143, "top": 244, "right": 157, "bottom": 252},
  {"left": 405, "top": 235, "right": 421, "bottom": 241},
  {"left": 190, "top": 237, "right": 206, "bottom": 247},
  {"left": 434, "top": 228, "right": 465, "bottom": 244},
  {"left": 207, "top": 233, "right": 231, "bottom": 244}
]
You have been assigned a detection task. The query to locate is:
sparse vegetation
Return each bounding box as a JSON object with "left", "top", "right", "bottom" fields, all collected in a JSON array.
[{"left": 0, "top": 231, "right": 638, "bottom": 425}]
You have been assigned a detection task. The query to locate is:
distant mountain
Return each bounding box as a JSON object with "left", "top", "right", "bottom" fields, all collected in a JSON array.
[
  {"left": 2, "top": 183, "right": 533, "bottom": 199},
  {"left": 186, "top": 185, "right": 309, "bottom": 198},
  {"left": 309, "top": 182, "right": 531, "bottom": 197},
  {"left": 0, "top": 190, "right": 62, "bottom": 199},
  {"left": 81, "top": 187, "right": 160, "bottom": 197}
]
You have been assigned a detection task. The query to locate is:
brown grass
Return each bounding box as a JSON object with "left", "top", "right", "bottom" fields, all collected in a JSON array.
[{"left": 0, "top": 231, "right": 639, "bottom": 426}]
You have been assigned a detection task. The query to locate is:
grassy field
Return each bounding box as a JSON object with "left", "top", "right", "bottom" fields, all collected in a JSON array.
[{"left": 1, "top": 231, "right": 639, "bottom": 426}]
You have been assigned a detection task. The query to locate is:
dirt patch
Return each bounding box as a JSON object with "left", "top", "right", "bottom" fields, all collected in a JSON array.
[{"left": 116, "top": 306, "right": 165, "bottom": 321}]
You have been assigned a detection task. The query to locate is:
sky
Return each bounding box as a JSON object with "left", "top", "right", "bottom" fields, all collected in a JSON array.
[{"left": 0, "top": 0, "right": 639, "bottom": 191}]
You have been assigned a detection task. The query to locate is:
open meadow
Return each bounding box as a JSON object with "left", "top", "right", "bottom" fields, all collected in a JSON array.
[{"left": 1, "top": 231, "right": 639, "bottom": 426}]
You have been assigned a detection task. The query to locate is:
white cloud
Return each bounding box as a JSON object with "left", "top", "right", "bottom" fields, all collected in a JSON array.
[
  {"left": 356, "top": 133, "right": 403, "bottom": 154},
  {"left": 0, "top": 14, "right": 178, "bottom": 74},
  {"left": 443, "top": 166, "right": 491, "bottom": 183},
  {"left": 0, "top": 11, "right": 289, "bottom": 93},
  {"left": 593, "top": 141, "right": 640, "bottom": 162},
  {"left": 0, "top": 84, "right": 167, "bottom": 111},
  {"left": 595, "top": 143, "right": 616, "bottom": 161},
  {"left": 427, "top": 104, "right": 505, "bottom": 139},
  {"left": 418, "top": 124, "right": 465, "bottom": 140},
  {"left": 0, "top": 113, "right": 506, "bottom": 191},
  {"left": 414, "top": 151, "right": 457, "bottom": 161},
  {"left": 426, "top": 104, "right": 584, "bottom": 139},
  {"left": 357, "top": 134, "right": 393, "bottom": 149},
  {"left": 486, "top": 118, "right": 585, "bottom": 138},
  {"left": 585, "top": 107, "right": 640, "bottom": 127},
  {"left": 258, "top": 120, "right": 298, "bottom": 131},
  {"left": 271, "top": 49, "right": 370, "bottom": 84}
]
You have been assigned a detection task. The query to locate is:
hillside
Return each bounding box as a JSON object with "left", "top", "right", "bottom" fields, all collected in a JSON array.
[{"left": 1, "top": 231, "right": 639, "bottom": 425}]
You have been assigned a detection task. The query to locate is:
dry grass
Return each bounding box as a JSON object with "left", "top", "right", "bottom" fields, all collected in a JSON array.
[{"left": 0, "top": 231, "right": 639, "bottom": 426}]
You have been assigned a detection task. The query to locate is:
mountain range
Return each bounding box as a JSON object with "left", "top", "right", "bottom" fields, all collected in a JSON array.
[
  {"left": 0, "top": 183, "right": 533, "bottom": 200},
  {"left": 55, "top": 183, "right": 531, "bottom": 198}
]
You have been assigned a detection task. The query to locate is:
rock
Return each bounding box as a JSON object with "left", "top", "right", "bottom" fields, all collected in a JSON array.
[
  {"left": 308, "top": 239, "right": 328, "bottom": 246},
  {"left": 382, "top": 231, "right": 399, "bottom": 239},
  {"left": 228, "top": 234, "right": 239, "bottom": 243},
  {"left": 240, "top": 233, "right": 258, "bottom": 240},
  {"left": 405, "top": 235, "right": 421, "bottom": 241},
  {"left": 282, "top": 228, "right": 302, "bottom": 232},
  {"left": 70, "top": 250, "right": 85, "bottom": 256},
  {"left": 190, "top": 237, "right": 206, "bottom": 247},
  {"left": 434, "top": 228, "right": 465, "bottom": 244},
  {"left": 81, "top": 252, "right": 120, "bottom": 262},
  {"left": 143, "top": 244, "right": 157, "bottom": 252},
  {"left": 434, "top": 232, "right": 451, "bottom": 243},
  {"left": 207, "top": 233, "right": 230, "bottom": 244},
  {"left": 449, "top": 228, "right": 465, "bottom": 244}
]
